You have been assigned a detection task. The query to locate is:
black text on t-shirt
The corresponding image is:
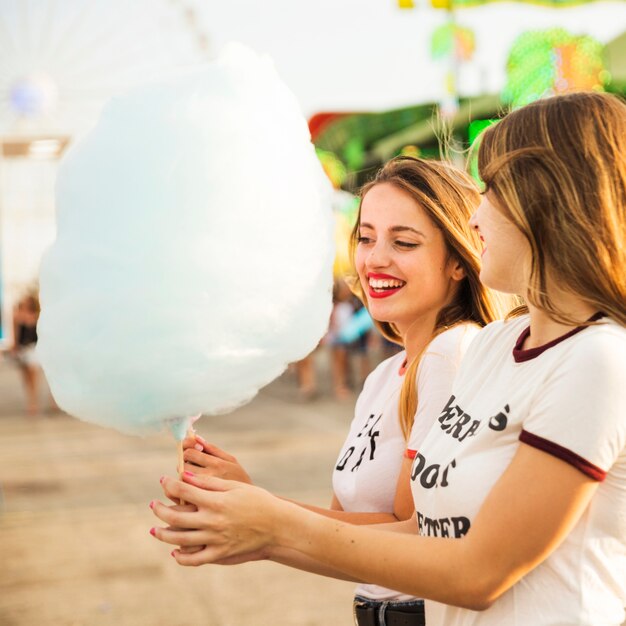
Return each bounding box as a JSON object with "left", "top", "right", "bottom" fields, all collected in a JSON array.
[
  {"left": 416, "top": 510, "right": 470, "bottom": 538},
  {"left": 335, "top": 413, "right": 382, "bottom": 472},
  {"left": 438, "top": 395, "right": 510, "bottom": 441},
  {"left": 411, "top": 454, "right": 457, "bottom": 489}
]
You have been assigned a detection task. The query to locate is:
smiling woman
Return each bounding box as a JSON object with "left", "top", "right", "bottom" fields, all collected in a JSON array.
[{"left": 356, "top": 182, "right": 463, "bottom": 335}]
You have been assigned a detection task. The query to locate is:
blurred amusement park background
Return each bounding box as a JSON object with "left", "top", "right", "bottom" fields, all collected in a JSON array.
[
  {"left": 0, "top": 0, "right": 625, "bottom": 334},
  {"left": 0, "top": 0, "right": 625, "bottom": 342},
  {"left": 0, "top": 0, "right": 626, "bottom": 332},
  {"left": 1, "top": 2, "right": 626, "bottom": 625}
]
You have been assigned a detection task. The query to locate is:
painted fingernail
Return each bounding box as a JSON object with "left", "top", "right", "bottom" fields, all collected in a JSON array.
[
  {"left": 159, "top": 476, "right": 165, "bottom": 484},
  {"left": 149, "top": 501, "right": 155, "bottom": 509},
  {"left": 170, "top": 550, "right": 176, "bottom": 558},
  {"left": 149, "top": 528, "right": 156, "bottom": 536},
  {"left": 183, "top": 471, "right": 194, "bottom": 477}
]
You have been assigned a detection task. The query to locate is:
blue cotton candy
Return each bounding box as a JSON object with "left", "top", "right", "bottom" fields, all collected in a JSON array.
[{"left": 37, "top": 44, "right": 334, "bottom": 438}]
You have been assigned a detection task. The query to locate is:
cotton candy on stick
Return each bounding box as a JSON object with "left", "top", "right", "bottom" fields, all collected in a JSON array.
[{"left": 37, "top": 44, "right": 334, "bottom": 469}]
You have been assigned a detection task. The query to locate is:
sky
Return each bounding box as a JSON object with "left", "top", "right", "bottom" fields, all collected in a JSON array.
[
  {"left": 0, "top": 0, "right": 625, "bottom": 133},
  {"left": 197, "top": 0, "right": 626, "bottom": 114}
]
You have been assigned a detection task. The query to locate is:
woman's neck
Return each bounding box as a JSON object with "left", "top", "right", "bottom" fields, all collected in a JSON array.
[
  {"left": 399, "top": 311, "right": 440, "bottom": 364},
  {"left": 525, "top": 296, "right": 598, "bottom": 350}
]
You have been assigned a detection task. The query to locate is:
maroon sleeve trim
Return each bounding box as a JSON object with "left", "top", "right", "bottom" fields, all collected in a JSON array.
[
  {"left": 405, "top": 449, "right": 417, "bottom": 459},
  {"left": 519, "top": 429, "right": 606, "bottom": 481}
]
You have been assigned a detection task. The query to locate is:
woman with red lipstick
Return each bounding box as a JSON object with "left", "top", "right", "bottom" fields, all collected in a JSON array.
[{"left": 171, "top": 156, "right": 506, "bottom": 624}]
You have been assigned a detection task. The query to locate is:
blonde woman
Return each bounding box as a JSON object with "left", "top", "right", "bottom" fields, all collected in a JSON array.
[
  {"left": 152, "top": 93, "right": 626, "bottom": 624},
  {"left": 168, "top": 156, "right": 506, "bottom": 625}
]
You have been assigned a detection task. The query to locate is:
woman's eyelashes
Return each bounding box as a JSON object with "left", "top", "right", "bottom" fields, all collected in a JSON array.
[
  {"left": 395, "top": 240, "right": 419, "bottom": 249},
  {"left": 357, "top": 235, "right": 419, "bottom": 249}
]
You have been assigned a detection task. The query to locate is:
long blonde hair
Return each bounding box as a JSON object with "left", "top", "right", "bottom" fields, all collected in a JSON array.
[
  {"left": 348, "top": 157, "right": 510, "bottom": 439},
  {"left": 478, "top": 92, "right": 626, "bottom": 327}
]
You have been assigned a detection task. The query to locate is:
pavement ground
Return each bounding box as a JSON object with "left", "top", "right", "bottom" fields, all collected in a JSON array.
[{"left": 0, "top": 354, "right": 360, "bottom": 626}]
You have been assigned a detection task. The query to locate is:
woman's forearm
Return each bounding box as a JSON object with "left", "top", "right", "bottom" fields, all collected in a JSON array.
[
  {"left": 269, "top": 544, "right": 363, "bottom": 582},
  {"left": 268, "top": 514, "right": 416, "bottom": 580},
  {"left": 285, "top": 498, "right": 399, "bottom": 525},
  {"left": 273, "top": 506, "right": 483, "bottom": 609}
]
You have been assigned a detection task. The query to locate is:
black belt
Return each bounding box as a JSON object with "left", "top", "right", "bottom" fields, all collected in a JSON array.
[{"left": 354, "top": 601, "right": 425, "bottom": 626}]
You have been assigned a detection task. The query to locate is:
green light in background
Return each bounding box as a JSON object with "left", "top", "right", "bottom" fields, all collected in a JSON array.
[
  {"left": 503, "top": 28, "right": 607, "bottom": 109},
  {"left": 468, "top": 119, "right": 498, "bottom": 185}
]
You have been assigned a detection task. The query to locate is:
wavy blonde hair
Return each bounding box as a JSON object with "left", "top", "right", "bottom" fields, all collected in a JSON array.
[
  {"left": 478, "top": 92, "right": 626, "bottom": 327},
  {"left": 348, "top": 157, "right": 511, "bottom": 439}
]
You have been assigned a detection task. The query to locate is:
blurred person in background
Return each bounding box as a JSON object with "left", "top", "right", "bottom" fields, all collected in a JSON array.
[
  {"left": 153, "top": 156, "right": 510, "bottom": 626},
  {"left": 293, "top": 352, "right": 318, "bottom": 401},
  {"left": 346, "top": 296, "right": 375, "bottom": 392},
  {"left": 325, "top": 278, "right": 358, "bottom": 400},
  {"left": 10, "top": 292, "right": 41, "bottom": 415}
]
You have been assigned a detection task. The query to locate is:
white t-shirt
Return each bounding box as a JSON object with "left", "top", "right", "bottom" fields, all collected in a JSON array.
[
  {"left": 411, "top": 315, "right": 626, "bottom": 626},
  {"left": 332, "top": 323, "right": 480, "bottom": 601}
]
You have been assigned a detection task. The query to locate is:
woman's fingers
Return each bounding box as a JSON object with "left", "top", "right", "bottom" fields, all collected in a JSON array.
[
  {"left": 181, "top": 438, "right": 252, "bottom": 483},
  {"left": 159, "top": 474, "right": 232, "bottom": 507},
  {"left": 151, "top": 525, "right": 208, "bottom": 547},
  {"left": 151, "top": 499, "right": 198, "bottom": 529},
  {"left": 171, "top": 546, "right": 267, "bottom": 567},
  {"left": 195, "top": 436, "right": 237, "bottom": 462},
  {"left": 171, "top": 547, "right": 213, "bottom": 566},
  {"left": 182, "top": 435, "right": 235, "bottom": 462},
  {"left": 179, "top": 545, "right": 205, "bottom": 554},
  {"left": 153, "top": 474, "right": 276, "bottom": 564},
  {"left": 182, "top": 452, "right": 252, "bottom": 483},
  {"left": 183, "top": 448, "right": 219, "bottom": 469},
  {"left": 182, "top": 435, "right": 204, "bottom": 452},
  {"left": 171, "top": 546, "right": 238, "bottom": 567}
]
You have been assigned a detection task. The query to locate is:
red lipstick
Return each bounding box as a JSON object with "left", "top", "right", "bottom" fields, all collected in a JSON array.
[
  {"left": 368, "top": 273, "right": 401, "bottom": 279},
  {"left": 366, "top": 272, "right": 405, "bottom": 299}
]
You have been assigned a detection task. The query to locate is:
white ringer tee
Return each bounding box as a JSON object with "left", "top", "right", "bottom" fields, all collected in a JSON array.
[
  {"left": 332, "top": 323, "right": 480, "bottom": 601},
  {"left": 411, "top": 315, "right": 626, "bottom": 626}
]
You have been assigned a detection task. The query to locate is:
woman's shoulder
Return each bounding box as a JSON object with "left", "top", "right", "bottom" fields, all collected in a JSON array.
[
  {"left": 471, "top": 315, "right": 529, "bottom": 351},
  {"left": 362, "top": 349, "right": 406, "bottom": 388},
  {"left": 424, "top": 322, "right": 482, "bottom": 363},
  {"left": 567, "top": 317, "right": 626, "bottom": 365},
  {"left": 472, "top": 314, "right": 626, "bottom": 365}
]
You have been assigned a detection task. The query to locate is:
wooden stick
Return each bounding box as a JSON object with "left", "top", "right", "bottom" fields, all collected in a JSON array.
[
  {"left": 176, "top": 427, "right": 195, "bottom": 506},
  {"left": 177, "top": 438, "right": 186, "bottom": 506}
]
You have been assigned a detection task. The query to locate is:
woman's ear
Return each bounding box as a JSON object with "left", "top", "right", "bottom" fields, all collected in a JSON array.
[{"left": 448, "top": 258, "right": 466, "bottom": 282}]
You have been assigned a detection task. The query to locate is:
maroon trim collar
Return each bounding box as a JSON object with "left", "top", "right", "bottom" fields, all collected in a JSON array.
[{"left": 513, "top": 312, "right": 605, "bottom": 363}]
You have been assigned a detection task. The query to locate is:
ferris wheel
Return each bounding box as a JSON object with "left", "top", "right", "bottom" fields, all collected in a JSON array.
[
  {"left": 0, "top": 0, "right": 212, "bottom": 136},
  {"left": 0, "top": 0, "right": 213, "bottom": 340}
]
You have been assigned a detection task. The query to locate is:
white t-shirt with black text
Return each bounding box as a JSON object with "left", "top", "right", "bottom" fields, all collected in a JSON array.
[
  {"left": 411, "top": 315, "right": 626, "bottom": 625},
  {"left": 333, "top": 323, "right": 480, "bottom": 601}
]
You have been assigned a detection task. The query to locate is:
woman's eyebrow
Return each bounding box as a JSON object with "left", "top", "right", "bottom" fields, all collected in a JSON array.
[
  {"left": 390, "top": 225, "right": 425, "bottom": 237},
  {"left": 358, "top": 223, "right": 426, "bottom": 237}
]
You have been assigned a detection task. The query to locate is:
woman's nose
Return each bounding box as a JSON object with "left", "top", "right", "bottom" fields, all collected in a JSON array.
[{"left": 366, "top": 241, "right": 390, "bottom": 267}]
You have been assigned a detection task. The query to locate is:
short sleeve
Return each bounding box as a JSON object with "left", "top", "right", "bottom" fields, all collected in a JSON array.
[
  {"left": 520, "top": 330, "right": 626, "bottom": 480},
  {"left": 407, "top": 352, "right": 460, "bottom": 454}
]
